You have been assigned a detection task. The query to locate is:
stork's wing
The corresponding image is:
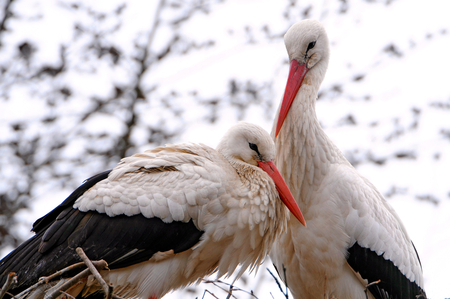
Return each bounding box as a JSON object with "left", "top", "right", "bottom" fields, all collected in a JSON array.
[
  {"left": 336, "top": 164, "right": 426, "bottom": 299},
  {"left": 0, "top": 143, "right": 231, "bottom": 292},
  {"left": 347, "top": 241, "right": 425, "bottom": 299}
]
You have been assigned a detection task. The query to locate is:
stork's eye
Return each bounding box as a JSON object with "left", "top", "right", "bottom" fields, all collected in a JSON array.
[
  {"left": 307, "top": 41, "right": 316, "bottom": 52},
  {"left": 249, "top": 143, "right": 260, "bottom": 155}
]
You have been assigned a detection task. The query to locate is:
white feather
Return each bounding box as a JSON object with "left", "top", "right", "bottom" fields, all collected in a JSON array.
[{"left": 271, "top": 19, "right": 425, "bottom": 299}]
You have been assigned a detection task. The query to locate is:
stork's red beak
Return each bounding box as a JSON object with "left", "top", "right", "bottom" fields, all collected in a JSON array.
[
  {"left": 258, "top": 160, "right": 306, "bottom": 226},
  {"left": 275, "top": 59, "right": 310, "bottom": 137}
]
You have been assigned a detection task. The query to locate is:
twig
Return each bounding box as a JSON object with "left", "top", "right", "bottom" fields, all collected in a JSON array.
[
  {"left": 0, "top": 272, "right": 17, "bottom": 299},
  {"left": 282, "top": 266, "right": 289, "bottom": 299},
  {"left": 39, "top": 262, "right": 86, "bottom": 284},
  {"left": 364, "top": 280, "right": 380, "bottom": 299},
  {"left": 12, "top": 260, "right": 106, "bottom": 299},
  {"left": 7, "top": 249, "right": 113, "bottom": 299},
  {"left": 58, "top": 290, "right": 76, "bottom": 299},
  {"left": 266, "top": 268, "right": 284, "bottom": 296},
  {"left": 225, "top": 284, "right": 234, "bottom": 299},
  {"left": 13, "top": 262, "right": 85, "bottom": 298},
  {"left": 76, "top": 247, "right": 111, "bottom": 299},
  {"left": 43, "top": 268, "right": 92, "bottom": 299},
  {"left": 202, "top": 279, "right": 258, "bottom": 299},
  {"left": 43, "top": 259, "right": 107, "bottom": 299},
  {"left": 202, "top": 280, "right": 237, "bottom": 299},
  {"left": 201, "top": 289, "right": 219, "bottom": 299},
  {"left": 266, "top": 268, "right": 288, "bottom": 299}
]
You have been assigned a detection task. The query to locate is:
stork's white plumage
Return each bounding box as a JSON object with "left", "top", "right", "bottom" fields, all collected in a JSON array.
[
  {"left": 0, "top": 122, "right": 305, "bottom": 299},
  {"left": 270, "top": 20, "right": 426, "bottom": 299}
]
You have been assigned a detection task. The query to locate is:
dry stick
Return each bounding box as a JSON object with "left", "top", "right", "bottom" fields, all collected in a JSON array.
[
  {"left": 282, "top": 266, "right": 289, "bottom": 299},
  {"left": 266, "top": 268, "right": 288, "bottom": 299},
  {"left": 11, "top": 261, "right": 105, "bottom": 299},
  {"left": 43, "top": 267, "right": 96, "bottom": 299},
  {"left": 364, "top": 280, "right": 381, "bottom": 299},
  {"left": 74, "top": 250, "right": 124, "bottom": 299},
  {"left": 75, "top": 248, "right": 111, "bottom": 299},
  {"left": 202, "top": 280, "right": 238, "bottom": 299},
  {"left": 203, "top": 279, "right": 259, "bottom": 299},
  {"left": 44, "top": 259, "right": 108, "bottom": 299},
  {"left": 225, "top": 285, "right": 234, "bottom": 299},
  {"left": 58, "top": 290, "right": 76, "bottom": 299},
  {"left": 0, "top": 272, "right": 17, "bottom": 299},
  {"left": 266, "top": 268, "right": 283, "bottom": 295},
  {"left": 40, "top": 262, "right": 87, "bottom": 283},
  {"left": 201, "top": 289, "right": 219, "bottom": 299}
]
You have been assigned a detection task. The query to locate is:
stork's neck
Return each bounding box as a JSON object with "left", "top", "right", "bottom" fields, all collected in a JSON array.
[{"left": 274, "top": 82, "right": 344, "bottom": 208}]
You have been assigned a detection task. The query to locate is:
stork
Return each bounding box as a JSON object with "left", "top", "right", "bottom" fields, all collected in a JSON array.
[
  {"left": 270, "top": 20, "right": 426, "bottom": 299},
  {"left": 0, "top": 122, "right": 306, "bottom": 299}
]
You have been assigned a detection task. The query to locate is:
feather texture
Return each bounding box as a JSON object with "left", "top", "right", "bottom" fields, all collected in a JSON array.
[
  {"left": 270, "top": 20, "right": 425, "bottom": 299},
  {"left": 1, "top": 122, "right": 294, "bottom": 299}
]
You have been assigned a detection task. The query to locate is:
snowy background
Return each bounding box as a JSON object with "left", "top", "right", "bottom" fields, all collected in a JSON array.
[{"left": 1, "top": 0, "right": 449, "bottom": 298}]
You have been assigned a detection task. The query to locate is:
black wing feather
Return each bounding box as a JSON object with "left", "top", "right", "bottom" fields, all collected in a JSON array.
[
  {"left": 32, "top": 170, "right": 112, "bottom": 233},
  {"left": 347, "top": 242, "right": 426, "bottom": 299},
  {"left": 0, "top": 169, "right": 204, "bottom": 294}
]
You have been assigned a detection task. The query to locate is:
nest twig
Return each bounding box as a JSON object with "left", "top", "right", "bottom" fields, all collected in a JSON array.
[{"left": 3, "top": 247, "right": 125, "bottom": 299}]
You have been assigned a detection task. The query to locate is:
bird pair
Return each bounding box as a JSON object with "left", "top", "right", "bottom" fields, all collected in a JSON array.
[{"left": 0, "top": 20, "right": 425, "bottom": 299}]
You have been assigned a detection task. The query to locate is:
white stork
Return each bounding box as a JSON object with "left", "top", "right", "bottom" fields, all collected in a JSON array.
[
  {"left": 0, "top": 122, "right": 306, "bottom": 299},
  {"left": 270, "top": 20, "right": 426, "bottom": 298}
]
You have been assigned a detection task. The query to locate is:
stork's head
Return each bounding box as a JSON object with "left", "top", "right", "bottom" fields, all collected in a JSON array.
[
  {"left": 275, "top": 19, "right": 330, "bottom": 137},
  {"left": 217, "top": 121, "right": 275, "bottom": 167},
  {"left": 217, "top": 122, "right": 306, "bottom": 226}
]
